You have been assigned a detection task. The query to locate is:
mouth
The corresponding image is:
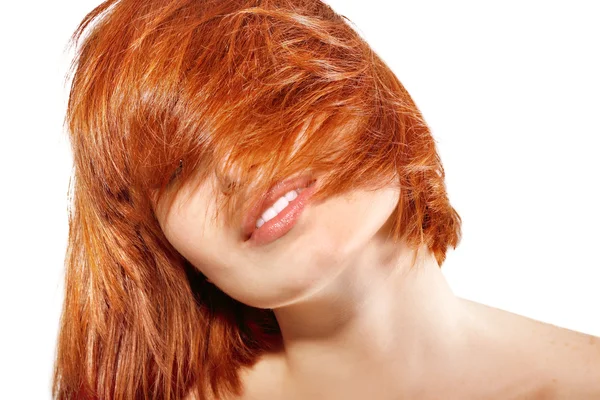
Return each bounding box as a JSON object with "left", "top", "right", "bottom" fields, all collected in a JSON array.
[{"left": 242, "top": 175, "right": 317, "bottom": 246}]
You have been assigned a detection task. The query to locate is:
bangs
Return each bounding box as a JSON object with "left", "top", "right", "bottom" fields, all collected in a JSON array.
[
  {"left": 67, "top": 0, "right": 458, "bottom": 260},
  {"left": 57, "top": 1, "right": 462, "bottom": 398}
]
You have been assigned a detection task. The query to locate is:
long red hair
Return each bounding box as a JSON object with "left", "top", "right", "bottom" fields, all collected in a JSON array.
[{"left": 53, "top": 0, "right": 462, "bottom": 398}]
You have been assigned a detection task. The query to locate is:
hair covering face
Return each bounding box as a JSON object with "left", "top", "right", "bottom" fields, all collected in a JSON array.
[{"left": 53, "top": 1, "right": 462, "bottom": 398}]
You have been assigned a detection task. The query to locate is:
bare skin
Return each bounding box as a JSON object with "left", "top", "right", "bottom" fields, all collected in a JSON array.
[
  {"left": 235, "top": 299, "right": 600, "bottom": 399},
  {"left": 190, "top": 244, "right": 600, "bottom": 400},
  {"left": 166, "top": 176, "right": 599, "bottom": 400}
]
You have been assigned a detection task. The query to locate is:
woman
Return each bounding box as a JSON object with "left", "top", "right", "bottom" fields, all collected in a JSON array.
[{"left": 53, "top": 0, "right": 600, "bottom": 398}]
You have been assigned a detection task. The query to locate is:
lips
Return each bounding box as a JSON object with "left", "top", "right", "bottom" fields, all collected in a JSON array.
[{"left": 242, "top": 175, "right": 316, "bottom": 241}]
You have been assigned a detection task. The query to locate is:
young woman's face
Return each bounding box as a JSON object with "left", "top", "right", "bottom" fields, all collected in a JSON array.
[{"left": 155, "top": 171, "right": 400, "bottom": 309}]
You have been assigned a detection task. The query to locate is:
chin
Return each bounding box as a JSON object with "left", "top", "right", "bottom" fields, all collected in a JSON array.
[
  {"left": 233, "top": 225, "right": 356, "bottom": 309},
  {"left": 221, "top": 189, "right": 397, "bottom": 309}
]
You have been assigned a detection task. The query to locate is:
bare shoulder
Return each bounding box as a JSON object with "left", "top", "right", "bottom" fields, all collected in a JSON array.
[
  {"left": 535, "top": 319, "right": 600, "bottom": 398},
  {"left": 461, "top": 298, "right": 600, "bottom": 399}
]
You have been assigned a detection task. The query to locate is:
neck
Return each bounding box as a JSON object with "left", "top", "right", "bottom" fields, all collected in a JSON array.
[{"left": 272, "top": 236, "right": 472, "bottom": 395}]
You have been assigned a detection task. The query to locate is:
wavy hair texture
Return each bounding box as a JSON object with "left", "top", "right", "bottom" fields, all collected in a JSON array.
[{"left": 53, "top": 0, "right": 462, "bottom": 398}]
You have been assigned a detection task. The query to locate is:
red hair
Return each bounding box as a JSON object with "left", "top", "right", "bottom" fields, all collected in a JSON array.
[{"left": 53, "top": 0, "right": 462, "bottom": 398}]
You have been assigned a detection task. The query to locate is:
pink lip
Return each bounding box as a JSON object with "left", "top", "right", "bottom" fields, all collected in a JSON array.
[{"left": 242, "top": 175, "right": 316, "bottom": 246}]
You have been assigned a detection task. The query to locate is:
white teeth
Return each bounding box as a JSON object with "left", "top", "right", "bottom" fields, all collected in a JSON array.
[
  {"left": 255, "top": 188, "right": 304, "bottom": 229},
  {"left": 272, "top": 196, "right": 289, "bottom": 213},
  {"left": 284, "top": 190, "right": 298, "bottom": 201},
  {"left": 261, "top": 207, "right": 278, "bottom": 222}
]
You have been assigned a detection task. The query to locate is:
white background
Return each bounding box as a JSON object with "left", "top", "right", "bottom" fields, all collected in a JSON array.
[{"left": 1, "top": 0, "right": 598, "bottom": 398}]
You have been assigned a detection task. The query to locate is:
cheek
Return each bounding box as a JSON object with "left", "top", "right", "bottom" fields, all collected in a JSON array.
[
  {"left": 160, "top": 191, "right": 224, "bottom": 271},
  {"left": 312, "top": 188, "right": 399, "bottom": 258},
  {"left": 276, "top": 189, "right": 399, "bottom": 295}
]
